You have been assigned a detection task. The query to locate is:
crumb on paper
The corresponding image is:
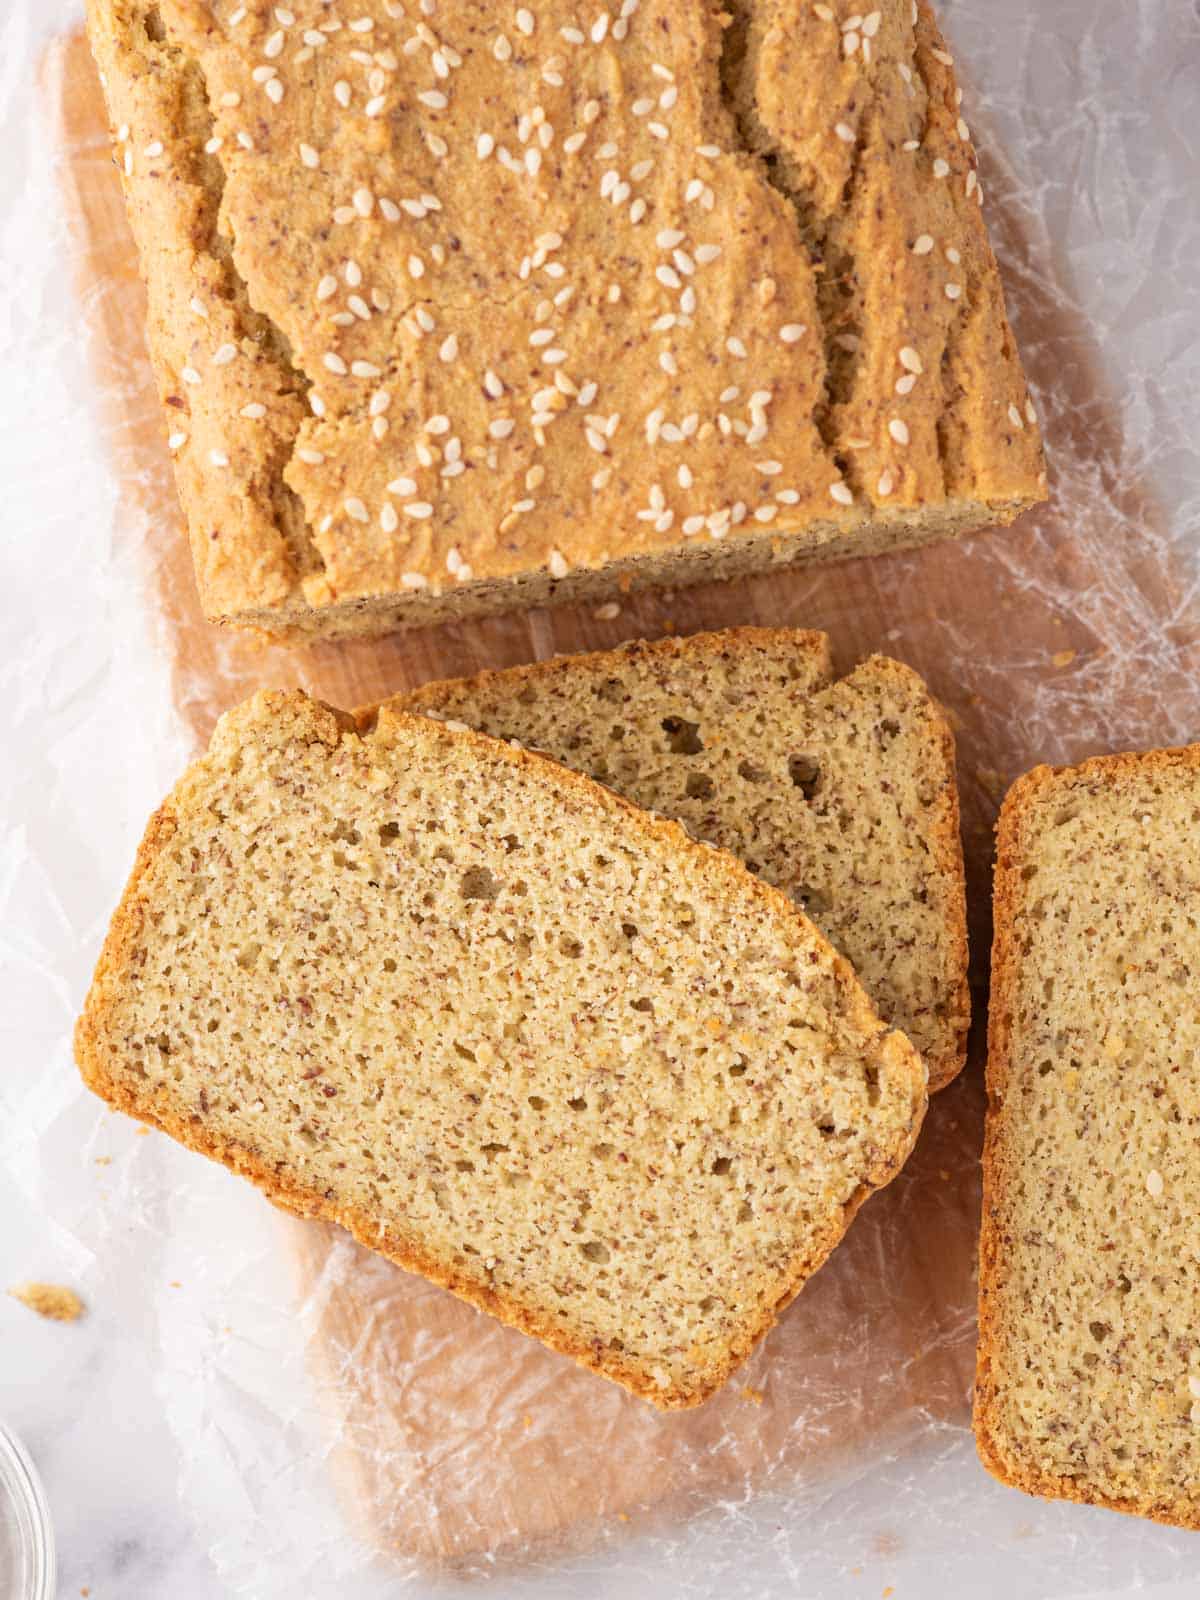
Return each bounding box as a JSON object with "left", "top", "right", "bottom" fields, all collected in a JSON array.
[
  {"left": 741, "top": 1386, "right": 765, "bottom": 1406},
  {"left": 523, "top": 1413, "right": 534, "bottom": 1430},
  {"left": 617, "top": 1512, "right": 630, "bottom": 1523},
  {"left": 1051, "top": 648, "right": 1077, "bottom": 667},
  {"left": 135, "top": 1125, "right": 152, "bottom": 1136},
  {"left": 883, "top": 1588, "right": 895, "bottom": 1598},
  {"left": 170, "top": 1280, "right": 182, "bottom": 1288},
  {"left": 975, "top": 766, "right": 1005, "bottom": 800},
  {"left": 94, "top": 1155, "right": 112, "bottom": 1166},
  {"left": 9, "top": 1282, "right": 85, "bottom": 1322},
  {"left": 593, "top": 601, "right": 620, "bottom": 621}
]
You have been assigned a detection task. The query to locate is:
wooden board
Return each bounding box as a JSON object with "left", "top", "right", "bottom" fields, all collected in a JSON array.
[{"left": 51, "top": 26, "right": 1199, "bottom": 1572}]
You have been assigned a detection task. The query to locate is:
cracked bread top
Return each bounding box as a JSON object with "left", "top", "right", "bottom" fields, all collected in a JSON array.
[{"left": 89, "top": 0, "right": 1046, "bottom": 632}]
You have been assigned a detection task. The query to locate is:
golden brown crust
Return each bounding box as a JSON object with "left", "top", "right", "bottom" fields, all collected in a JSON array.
[
  {"left": 86, "top": 0, "right": 1045, "bottom": 642},
  {"left": 382, "top": 627, "right": 969, "bottom": 1088},
  {"left": 976, "top": 744, "right": 1200, "bottom": 1528},
  {"left": 76, "top": 689, "right": 926, "bottom": 1407}
]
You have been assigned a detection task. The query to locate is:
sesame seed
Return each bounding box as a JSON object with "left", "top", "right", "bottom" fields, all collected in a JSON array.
[
  {"left": 404, "top": 501, "right": 434, "bottom": 519},
  {"left": 323, "top": 352, "right": 348, "bottom": 375},
  {"left": 515, "top": 7, "right": 535, "bottom": 34},
  {"left": 895, "top": 374, "right": 917, "bottom": 395},
  {"left": 754, "top": 505, "right": 777, "bottom": 523},
  {"left": 775, "top": 488, "right": 799, "bottom": 504},
  {"left": 212, "top": 343, "right": 238, "bottom": 366},
  {"left": 1146, "top": 1169, "right": 1164, "bottom": 1197},
  {"left": 419, "top": 90, "right": 448, "bottom": 109},
  {"left": 344, "top": 497, "right": 369, "bottom": 522},
  {"left": 489, "top": 418, "right": 515, "bottom": 439},
  {"left": 842, "top": 30, "right": 859, "bottom": 56},
  {"left": 408, "top": 255, "right": 425, "bottom": 278},
  {"left": 655, "top": 265, "right": 682, "bottom": 290},
  {"left": 476, "top": 132, "right": 495, "bottom": 158},
  {"left": 932, "top": 47, "right": 954, "bottom": 65},
  {"left": 779, "top": 323, "right": 806, "bottom": 343},
  {"left": 167, "top": 431, "right": 187, "bottom": 451},
  {"left": 877, "top": 469, "right": 894, "bottom": 496},
  {"left": 1008, "top": 403, "right": 1024, "bottom": 429},
  {"left": 932, "top": 158, "right": 951, "bottom": 179},
  {"left": 946, "top": 246, "right": 961, "bottom": 265},
  {"left": 595, "top": 601, "right": 620, "bottom": 620},
  {"left": 656, "top": 228, "right": 684, "bottom": 248},
  {"left": 726, "top": 336, "right": 747, "bottom": 358},
  {"left": 1025, "top": 398, "right": 1037, "bottom": 425},
  {"left": 181, "top": 366, "right": 201, "bottom": 386},
  {"left": 351, "top": 360, "right": 382, "bottom": 378},
  {"left": 830, "top": 482, "right": 853, "bottom": 506},
  {"left": 696, "top": 143, "right": 720, "bottom": 158},
  {"left": 888, "top": 418, "right": 910, "bottom": 446},
  {"left": 862, "top": 9, "right": 882, "bottom": 34},
  {"left": 439, "top": 334, "right": 459, "bottom": 362},
  {"left": 695, "top": 243, "right": 721, "bottom": 264},
  {"left": 299, "top": 142, "right": 319, "bottom": 169},
  {"left": 944, "top": 282, "right": 962, "bottom": 300},
  {"left": 353, "top": 187, "right": 374, "bottom": 216},
  {"left": 548, "top": 549, "right": 569, "bottom": 577},
  {"left": 401, "top": 572, "right": 429, "bottom": 589},
  {"left": 240, "top": 402, "right": 266, "bottom": 420},
  {"left": 296, "top": 447, "right": 324, "bottom": 465},
  {"left": 591, "top": 13, "right": 608, "bottom": 42},
  {"left": 899, "top": 346, "right": 923, "bottom": 374},
  {"left": 965, "top": 170, "right": 978, "bottom": 198},
  {"left": 912, "top": 233, "right": 934, "bottom": 254}
]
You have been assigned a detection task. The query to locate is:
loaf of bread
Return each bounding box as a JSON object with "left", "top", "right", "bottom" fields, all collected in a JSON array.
[
  {"left": 88, "top": 0, "right": 1045, "bottom": 641},
  {"left": 392, "top": 627, "right": 968, "bottom": 1088},
  {"left": 976, "top": 746, "right": 1200, "bottom": 1526},
  {"left": 76, "top": 690, "right": 926, "bottom": 1405}
]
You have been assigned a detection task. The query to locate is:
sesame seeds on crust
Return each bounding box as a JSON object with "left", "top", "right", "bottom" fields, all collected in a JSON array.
[{"left": 90, "top": 0, "right": 1045, "bottom": 630}]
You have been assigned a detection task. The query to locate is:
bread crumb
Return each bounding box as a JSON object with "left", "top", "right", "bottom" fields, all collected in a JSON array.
[
  {"left": 741, "top": 1385, "right": 765, "bottom": 1405},
  {"left": 135, "top": 1125, "right": 152, "bottom": 1136},
  {"left": 9, "top": 1282, "right": 85, "bottom": 1322},
  {"left": 1051, "top": 649, "right": 1077, "bottom": 668},
  {"left": 94, "top": 1155, "right": 112, "bottom": 1166}
]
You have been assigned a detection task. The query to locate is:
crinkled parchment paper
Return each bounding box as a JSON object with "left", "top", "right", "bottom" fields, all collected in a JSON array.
[{"left": 3, "top": 0, "right": 1199, "bottom": 1592}]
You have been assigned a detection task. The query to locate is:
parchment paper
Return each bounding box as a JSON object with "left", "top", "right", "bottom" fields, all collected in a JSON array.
[{"left": 5, "top": 0, "right": 1199, "bottom": 1592}]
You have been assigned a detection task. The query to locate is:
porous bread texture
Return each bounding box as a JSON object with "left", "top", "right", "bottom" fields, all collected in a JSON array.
[
  {"left": 390, "top": 627, "right": 968, "bottom": 1089},
  {"left": 977, "top": 746, "right": 1200, "bottom": 1527},
  {"left": 87, "top": 0, "right": 1046, "bottom": 641},
  {"left": 76, "top": 691, "right": 927, "bottom": 1406}
]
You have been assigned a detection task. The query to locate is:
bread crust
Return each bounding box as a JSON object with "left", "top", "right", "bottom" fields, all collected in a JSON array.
[
  {"left": 383, "top": 627, "right": 969, "bottom": 1089},
  {"left": 85, "top": 0, "right": 1046, "bottom": 642},
  {"left": 76, "top": 690, "right": 927, "bottom": 1407},
  {"left": 975, "top": 744, "right": 1200, "bottom": 1527}
]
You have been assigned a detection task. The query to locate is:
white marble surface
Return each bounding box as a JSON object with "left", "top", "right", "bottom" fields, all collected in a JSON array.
[{"left": 2, "top": 0, "right": 1200, "bottom": 1595}]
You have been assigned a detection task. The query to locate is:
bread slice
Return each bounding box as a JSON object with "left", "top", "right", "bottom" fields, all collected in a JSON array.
[
  {"left": 76, "top": 690, "right": 926, "bottom": 1406},
  {"left": 391, "top": 629, "right": 968, "bottom": 1090},
  {"left": 87, "top": 0, "right": 1045, "bottom": 641},
  {"left": 976, "top": 746, "right": 1200, "bottom": 1525}
]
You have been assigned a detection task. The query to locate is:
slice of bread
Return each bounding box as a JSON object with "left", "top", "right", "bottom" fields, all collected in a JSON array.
[
  {"left": 76, "top": 690, "right": 926, "bottom": 1407},
  {"left": 391, "top": 629, "right": 968, "bottom": 1090},
  {"left": 977, "top": 746, "right": 1200, "bottom": 1525}
]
